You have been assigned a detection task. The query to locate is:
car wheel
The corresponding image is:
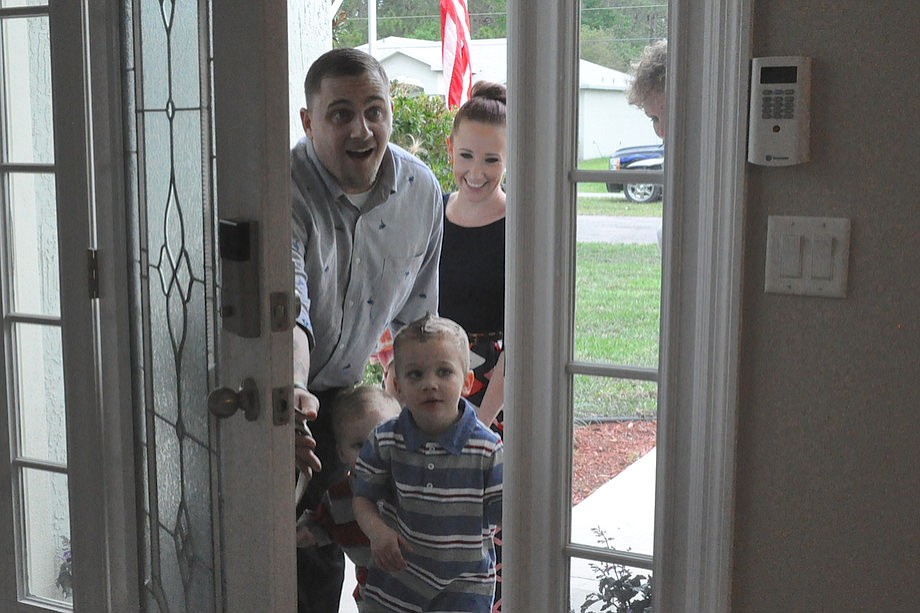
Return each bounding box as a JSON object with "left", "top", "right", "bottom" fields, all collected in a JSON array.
[{"left": 624, "top": 183, "right": 662, "bottom": 203}]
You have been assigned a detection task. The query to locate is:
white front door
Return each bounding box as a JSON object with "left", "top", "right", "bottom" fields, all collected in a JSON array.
[
  {"left": 1, "top": 1, "right": 296, "bottom": 611},
  {"left": 126, "top": 0, "right": 296, "bottom": 611},
  {"left": 209, "top": 2, "right": 297, "bottom": 611}
]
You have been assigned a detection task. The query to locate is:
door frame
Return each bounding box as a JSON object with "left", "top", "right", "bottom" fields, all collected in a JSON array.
[
  {"left": 653, "top": 1, "right": 752, "bottom": 610},
  {"left": 50, "top": 0, "right": 139, "bottom": 610},
  {"left": 502, "top": 1, "right": 751, "bottom": 611}
]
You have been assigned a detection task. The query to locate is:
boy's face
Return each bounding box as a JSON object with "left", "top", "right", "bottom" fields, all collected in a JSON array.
[
  {"left": 393, "top": 336, "right": 473, "bottom": 436},
  {"left": 337, "top": 408, "right": 389, "bottom": 470}
]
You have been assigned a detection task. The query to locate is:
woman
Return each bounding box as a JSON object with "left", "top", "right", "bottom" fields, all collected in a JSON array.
[
  {"left": 438, "top": 80, "right": 507, "bottom": 612},
  {"left": 439, "top": 80, "right": 507, "bottom": 431}
]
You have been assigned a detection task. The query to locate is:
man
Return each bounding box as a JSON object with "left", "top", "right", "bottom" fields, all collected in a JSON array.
[{"left": 290, "top": 48, "right": 443, "bottom": 612}]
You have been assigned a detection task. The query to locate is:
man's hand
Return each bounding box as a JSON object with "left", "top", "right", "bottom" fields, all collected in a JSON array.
[{"left": 293, "top": 385, "right": 322, "bottom": 478}]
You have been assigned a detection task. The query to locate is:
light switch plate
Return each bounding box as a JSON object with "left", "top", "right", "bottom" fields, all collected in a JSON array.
[{"left": 765, "top": 215, "right": 851, "bottom": 297}]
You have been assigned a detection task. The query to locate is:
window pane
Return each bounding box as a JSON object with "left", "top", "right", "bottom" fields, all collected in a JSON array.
[
  {"left": 573, "top": 372, "right": 657, "bottom": 425},
  {"left": 8, "top": 172, "right": 60, "bottom": 316},
  {"left": 2, "top": 15, "right": 54, "bottom": 163},
  {"left": 22, "top": 467, "right": 71, "bottom": 605},
  {"left": 0, "top": 1, "right": 48, "bottom": 8},
  {"left": 14, "top": 323, "right": 66, "bottom": 464},
  {"left": 577, "top": 1, "right": 666, "bottom": 163},
  {"left": 570, "top": 376, "right": 655, "bottom": 551},
  {"left": 570, "top": 557, "right": 653, "bottom": 613},
  {"left": 572, "top": 221, "right": 661, "bottom": 367}
]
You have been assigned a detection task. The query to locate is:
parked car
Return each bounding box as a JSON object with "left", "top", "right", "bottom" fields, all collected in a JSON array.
[{"left": 606, "top": 143, "right": 664, "bottom": 203}]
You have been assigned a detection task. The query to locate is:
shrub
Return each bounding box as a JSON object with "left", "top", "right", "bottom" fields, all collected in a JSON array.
[
  {"left": 578, "top": 528, "right": 653, "bottom": 613},
  {"left": 390, "top": 81, "right": 455, "bottom": 193}
]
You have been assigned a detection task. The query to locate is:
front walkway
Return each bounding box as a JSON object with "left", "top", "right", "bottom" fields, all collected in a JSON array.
[{"left": 570, "top": 448, "right": 656, "bottom": 611}]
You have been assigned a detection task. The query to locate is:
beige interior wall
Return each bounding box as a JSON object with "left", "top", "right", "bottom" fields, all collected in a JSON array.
[{"left": 733, "top": 1, "right": 920, "bottom": 610}]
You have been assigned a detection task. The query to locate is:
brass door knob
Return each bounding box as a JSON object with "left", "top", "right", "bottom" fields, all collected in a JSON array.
[{"left": 207, "top": 377, "right": 259, "bottom": 421}]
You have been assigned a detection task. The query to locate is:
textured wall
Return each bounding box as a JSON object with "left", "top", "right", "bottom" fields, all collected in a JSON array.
[
  {"left": 733, "top": 1, "right": 920, "bottom": 610},
  {"left": 287, "top": 1, "right": 329, "bottom": 145}
]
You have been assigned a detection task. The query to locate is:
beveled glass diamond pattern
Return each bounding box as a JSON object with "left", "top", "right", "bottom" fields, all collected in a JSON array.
[{"left": 173, "top": 501, "right": 193, "bottom": 589}]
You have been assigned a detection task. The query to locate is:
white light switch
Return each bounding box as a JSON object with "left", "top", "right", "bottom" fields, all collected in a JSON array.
[
  {"left": 765, "top": 216, "right": 851, "bottom": 297},
  {"left": 811, "top": 233, "right": 834, "bottom": 280},
  {"left": 780, "top": 233, "right": 803, "bottom": 278}
]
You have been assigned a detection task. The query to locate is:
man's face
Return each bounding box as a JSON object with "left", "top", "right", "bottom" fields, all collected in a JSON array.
[
  {"left": 301, "top": 72, "right": 392, "bottom": 194},
  {"left": 642, "top": 90, "right": 667, "bottom": 140}
]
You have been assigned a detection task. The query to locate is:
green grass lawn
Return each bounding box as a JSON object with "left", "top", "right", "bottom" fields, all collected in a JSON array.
[
  {"left": 576, "top": 157, "right": 663, "bottom": 218},
  {"left": 573, "top": 242, "right": 661, "bottom": 420}
]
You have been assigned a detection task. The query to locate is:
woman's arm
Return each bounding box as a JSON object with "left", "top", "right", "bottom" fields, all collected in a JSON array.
[{"left": 476, "top": 351, "right": 505, "bottom": 426}]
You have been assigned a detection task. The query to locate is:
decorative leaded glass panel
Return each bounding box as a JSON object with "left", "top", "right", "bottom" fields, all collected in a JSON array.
[{"left": 123, "top": 0, "right": 219, "bottom": 610}]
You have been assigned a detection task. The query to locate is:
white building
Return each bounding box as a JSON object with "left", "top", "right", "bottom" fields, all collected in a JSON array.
[{"left": 358, "top": 36, "right": 661, "bottom": 160}]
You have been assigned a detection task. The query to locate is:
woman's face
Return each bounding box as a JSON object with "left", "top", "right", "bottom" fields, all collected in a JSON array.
[
  {"left": 642, "top": 90, "right": 667, "bottom": 140},
  {"left": 448, "top": 120, "right": 507, "bottom": 203}
]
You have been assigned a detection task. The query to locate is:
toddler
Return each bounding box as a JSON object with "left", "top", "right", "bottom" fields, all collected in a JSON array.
[
  {"left": 297, "top": 385, "right": 401, "bottom": 604},
  {"left": 352, "top": 314, "right": 503, "bottom": 612}
]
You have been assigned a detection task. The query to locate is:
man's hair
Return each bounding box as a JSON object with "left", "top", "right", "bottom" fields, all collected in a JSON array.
[
  {"left": 304, "top": 48, "right": 390, "bottom": 109},
  {"left": 331, "top": 385, "right": 401, "bottom": 438},
  {"left": 451, "top": 80, "right": 507, "bottom": 135},
  {"left": 393, "top": 314, "right": 471, "bottom": 373},
  {"left": 628, "top": 39, "right": 667, "bottom": 109}
]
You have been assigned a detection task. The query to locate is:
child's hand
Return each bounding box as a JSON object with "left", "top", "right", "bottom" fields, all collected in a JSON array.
[
  {"left": 296, "top": 524, "right": 317, "bottom": 548},
  {"left": 369, "top": 527, "right": 412, "bottom": 573}
]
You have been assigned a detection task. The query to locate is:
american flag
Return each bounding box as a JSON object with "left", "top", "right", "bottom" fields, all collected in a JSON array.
[{"left": 440, "top": 0, "right": 472, "bottom": 107}]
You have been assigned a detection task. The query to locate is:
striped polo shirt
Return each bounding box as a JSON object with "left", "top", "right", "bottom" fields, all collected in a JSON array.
[{"left": 352, "top": 400, "right": 503, "bottom": 613}]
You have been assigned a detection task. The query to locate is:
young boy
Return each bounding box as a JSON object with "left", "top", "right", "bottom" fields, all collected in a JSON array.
[
  {"left": 352, "top": 314, "right": 503, "bottom": 613},
  {"left": 297, "top": 385, "right": 402, "bottom": 604}
]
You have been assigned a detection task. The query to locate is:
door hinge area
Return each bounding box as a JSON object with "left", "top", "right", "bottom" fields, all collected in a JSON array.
[{"left": 87, "top": 248, "right": 99, "bottom": 299}]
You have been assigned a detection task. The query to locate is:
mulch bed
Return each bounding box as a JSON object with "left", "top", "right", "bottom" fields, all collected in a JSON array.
[{"left": 572, "top": 419, "right": 657, "bottom": 505}]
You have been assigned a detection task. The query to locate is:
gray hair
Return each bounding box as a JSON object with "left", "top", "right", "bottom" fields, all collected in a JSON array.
[{"left": 628, "top": 39, "right": 667, "bottom": 109}]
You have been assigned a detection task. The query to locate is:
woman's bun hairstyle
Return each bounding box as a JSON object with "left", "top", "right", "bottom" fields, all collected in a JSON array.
[
  {"left": 469, "top": 81, "right": 506, "bottom": 105},
  {"left": 452, "top": 81, "right": 507, "bottom": 133}
]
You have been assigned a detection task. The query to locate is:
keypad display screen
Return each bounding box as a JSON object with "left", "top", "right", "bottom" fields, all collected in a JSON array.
[{"left": 760, "top": 66, "right": 798, "bottom": 84}]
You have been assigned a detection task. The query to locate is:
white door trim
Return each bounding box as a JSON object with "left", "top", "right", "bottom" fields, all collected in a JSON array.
[
  {"left": 654, "top": 1, "right": 752, "bottom": 611},
  {"left": 503, "top": 1, "right": 751, "bottom": 611},
  {"left": 51, "top": 1, "right": 139, "bottom": 610}
]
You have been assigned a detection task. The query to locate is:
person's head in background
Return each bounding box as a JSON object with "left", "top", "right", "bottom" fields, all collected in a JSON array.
[
  {"left": 391, "top": 314, "right": 474, "bottom": 436},
  {"left": 628, "top": 39, "right": 667, "bottom": 140},
  {"left": 332, "top": 385, "right": 401, "bottom": 471},
  {"left": 300, "top": 48, "right": 393, "bottom": 194},
  {"left": 447, "top": 81, "right": 507, "bottom": 205}
]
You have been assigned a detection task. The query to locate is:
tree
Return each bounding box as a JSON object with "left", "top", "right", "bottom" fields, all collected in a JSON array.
[{"left": 333, "top": 1, "right": 666, "bottom": 73}]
